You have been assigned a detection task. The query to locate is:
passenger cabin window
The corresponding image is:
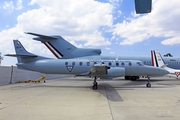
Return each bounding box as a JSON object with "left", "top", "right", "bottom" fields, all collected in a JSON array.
[
  {"left": 108, "top": 62, "right": 112, "bottom": 66},
  {"left": 121, "top": 62, "right": 124, "bottom": 66},
  {"left": 87, "top": 62, "right": 90, "bottom": 66},
  {"left": 102, "top": 62, "right": 105, "bottom": 64},
  {"left": 79, "top": 62, "right": 83, "bottom": 66},
  {"left": 116, "top": 62, "right": 119, "bottom": 66},
  {"left": 129, "top": 62, "right": 132, "bottom": 66},
  {"left": 72, "top": 62, "right": 75, "bottom": 65},
  {"left": 65, "top": 62, "right": 68, "bottom": 65},
  {"left": 94, "top": 62, "right": 97, "bottom": 65}
]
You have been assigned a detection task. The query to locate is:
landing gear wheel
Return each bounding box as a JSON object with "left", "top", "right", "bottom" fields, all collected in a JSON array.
[
  {"left": 130, "top": 76, "right": 137, "bottom": 81},
  {"left": 125, "top": 76, "right": 130, "bottom": 80},
  {"left": 146, "top": 76, "right": 151, "bottom": 88},
  {"left": 146, "top": 83, "right": 151, "bottom": 88},
  {"left": 92, "top": 85, "right": 98, "bottom": 90}
]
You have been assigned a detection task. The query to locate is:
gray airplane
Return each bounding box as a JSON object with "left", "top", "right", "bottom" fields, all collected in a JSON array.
[
  {"left": 26, "top": 32, "right": 180, "bottom": 71},
  {"left": 6, "top": 40, "right": 169, "bottom": 89}
]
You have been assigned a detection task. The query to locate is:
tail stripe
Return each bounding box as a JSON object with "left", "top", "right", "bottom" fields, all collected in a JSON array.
[
  {"left": 153, "top": 50, "right": 159, "bottom": 67},
  {"left": 47, "top": 42, "right": 64, "bottom": 57},
  {"left": 151, "top": 50, "right": 154, "bottom": 66},
  {"left": 43, "top": 42, "right": 61, "bottom": 58}
]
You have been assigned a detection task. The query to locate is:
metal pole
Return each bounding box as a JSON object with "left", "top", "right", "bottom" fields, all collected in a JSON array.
[
  {"left": 0, "top": 52, "right": 3, "bottom": 66},
  {"left": 9, "top": 65, "right": 13, "bottom": 84}
]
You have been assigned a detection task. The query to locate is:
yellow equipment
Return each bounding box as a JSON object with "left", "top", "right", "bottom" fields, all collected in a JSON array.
[
  {"left": 16, "top": 80, "right": 31, "bottom": 83},
  {"left": 31, "top": 75, "right": 46, "bottom": 83}
]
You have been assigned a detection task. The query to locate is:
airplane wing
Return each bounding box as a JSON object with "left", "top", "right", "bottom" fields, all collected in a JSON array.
[
  {"left": 135, "top": 0, "right": 152, "bottom": 14},
  {"left": 25, "top": 32, "right": 57, "bottom": 40}
]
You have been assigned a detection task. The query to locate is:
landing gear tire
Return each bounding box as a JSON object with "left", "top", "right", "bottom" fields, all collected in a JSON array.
[
  {"left": 131, "top": 76, "right": 137, "bottom": 81},
  {"left": 125, "top": 76, "right": 130, "bottom": 80},
  {"left": 125, "top": 76, "right": 139, "bottom": 81},
  {"left": 92, "top": 84, "right": 98, "bottom": 90},
  {"left": 146, "top": 76, "right": 151, "bottom": 88},
  {"left": 146, "top": 83, "right": 151, "bottom": 88}
]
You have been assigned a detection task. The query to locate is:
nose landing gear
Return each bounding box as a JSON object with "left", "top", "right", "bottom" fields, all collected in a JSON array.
[
  {"left": 92, "top": 76, "right": 98, "bottom": 90},
  {"left": 146, "top": 76, "right": 151, "bottom": 88}
]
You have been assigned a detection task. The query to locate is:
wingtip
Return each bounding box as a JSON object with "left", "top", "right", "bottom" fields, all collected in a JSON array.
[
  {"left": 24, "top": 32, "right": 29, "bottom": 34},
  {"left": 24, "top": 32, "right": 33, "bottom": 35}
]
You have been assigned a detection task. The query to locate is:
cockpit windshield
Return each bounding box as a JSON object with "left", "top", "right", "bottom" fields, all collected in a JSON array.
[{"left": 136, "top": 62, "right": 144, "bottom": 66}]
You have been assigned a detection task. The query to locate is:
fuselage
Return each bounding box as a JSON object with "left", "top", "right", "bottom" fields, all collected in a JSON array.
[{"left": 17, "top": 59, "right": 169, "bottom": 77}]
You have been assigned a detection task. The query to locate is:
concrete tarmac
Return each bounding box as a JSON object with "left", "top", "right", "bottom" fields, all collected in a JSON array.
[{"left": 0, "top": 77, "right": 180, "bottom": 120}]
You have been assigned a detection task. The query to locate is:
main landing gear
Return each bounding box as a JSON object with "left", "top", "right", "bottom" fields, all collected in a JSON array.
[
  {"left": 125, "top": 75, "right": 152, "bottom": 88},
  {"left": 92, "top": 76, "right": 98, "bottom": 90},
  {"left": 124, "top": 76, "right": 139, "bottom": 81}
]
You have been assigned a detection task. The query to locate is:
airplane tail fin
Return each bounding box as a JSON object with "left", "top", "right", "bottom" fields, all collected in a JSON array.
[
  {"left": 25, "top": 32, "right": 102, "bottom": 59},
  {"left": 25, "top": 32, "right": 77, "bottom": 59},
  {"left": 5, "top": 40, "right": 38, "bottom": 63},
  {"left": 6, "top": 40, "right": 50, "bottom": 70},
  {"left": 151, "top": 50, "right": 166, "bottom": 68}
]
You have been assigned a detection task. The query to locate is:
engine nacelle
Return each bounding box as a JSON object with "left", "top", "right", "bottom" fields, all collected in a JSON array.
[{"left": 99, "top": 67, "right": 125, "bottom": 79}]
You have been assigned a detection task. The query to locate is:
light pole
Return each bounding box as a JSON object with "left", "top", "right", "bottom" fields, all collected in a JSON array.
[{"left": 0, "top": 52, "right": 3, "bottom": 65}]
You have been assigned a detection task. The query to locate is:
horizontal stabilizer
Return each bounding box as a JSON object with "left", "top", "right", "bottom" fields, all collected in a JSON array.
[
  {"left": 25, "top": 32, "right": 57, "bottom": 40},
  {"left": 5, "top": 54, "right": 37, "bottom": 57}
]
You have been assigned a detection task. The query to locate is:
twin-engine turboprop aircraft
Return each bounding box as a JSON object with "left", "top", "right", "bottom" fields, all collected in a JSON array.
[
  {"left": 6, "top": 40, "right": 169, "bottom": 90},
  {"left": 151, "top": 50, "right": 180, "bottom": 79}
]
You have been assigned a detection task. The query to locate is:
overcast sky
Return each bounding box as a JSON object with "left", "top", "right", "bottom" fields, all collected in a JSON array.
[{"left": 1, "top": 0, "right": 180, "bottom": 66}]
